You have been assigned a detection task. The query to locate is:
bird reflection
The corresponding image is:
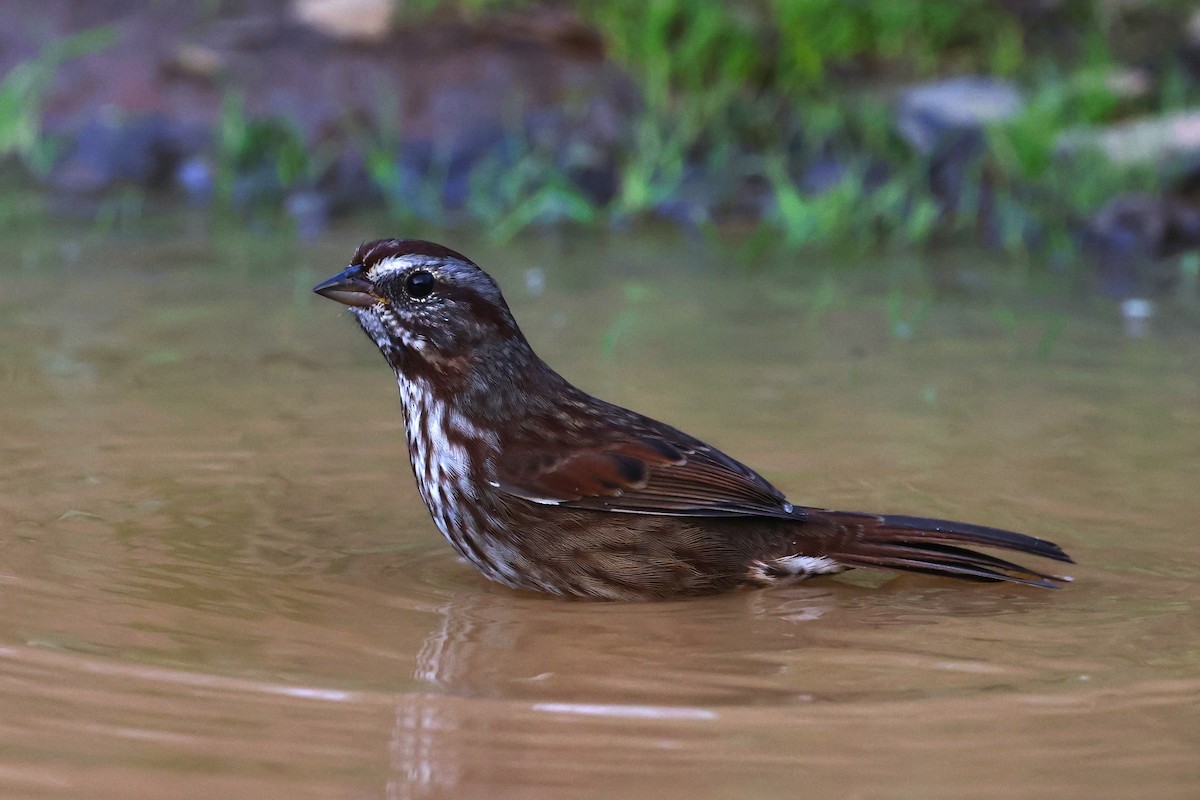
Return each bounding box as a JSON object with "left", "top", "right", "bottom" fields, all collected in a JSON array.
[
  {"left": 380, "top": 575, "right": 1063, "bottom": 798},
  {"left": 380, "top": 583, "right": 842, "bottom": 799}
]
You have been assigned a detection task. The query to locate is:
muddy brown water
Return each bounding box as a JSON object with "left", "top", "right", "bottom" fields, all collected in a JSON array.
[{"left": 1, "top": 229, "right": 1197, "bottom": 799}]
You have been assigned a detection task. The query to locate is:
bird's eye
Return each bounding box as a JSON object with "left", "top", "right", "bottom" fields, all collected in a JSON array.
[{"left": 404, "top": 270, "right": 436, "bottom": 300}]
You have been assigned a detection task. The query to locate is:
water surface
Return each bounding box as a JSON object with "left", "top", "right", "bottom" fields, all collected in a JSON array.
[{"left": 1, "top": 228, "right": 1197, "bottom": 799}]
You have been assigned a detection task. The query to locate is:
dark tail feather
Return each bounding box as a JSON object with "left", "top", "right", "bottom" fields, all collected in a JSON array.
[{"left": 816, "top": 511, "right": 1075, "bottom": 588}]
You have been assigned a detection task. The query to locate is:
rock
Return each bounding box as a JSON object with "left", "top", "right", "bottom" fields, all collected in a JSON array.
[
  {"left": 175, "top": 156, "right": 214, "bottom": 204},
  {"left": 895, "top": 77, "right": 1024, "bottom": 155},
  {"left": 798, "top": 156, "right": 847, "bottom": 195},
  {"left": 1056, "top": 110, "right": 1200, "bottom": 166},
  {"left": 21, "top": 0, "right": 630, "bottom": 144},
  {"left": 1080, "top": 192, "right": 1200, "bottom": 297},
  {"left": 525, "top": 108, "right": 622, "bottom": 206},
  {"left": 1087, "top": 192, "right": 1200, "bottom": 258},
  {"left": 484, "top": 7, "right": 605, "bottom": 61},
  {"left": 926, "top": 127, "right": 987, "bottom": 207},
  {"left": 165, "top": 43, "right": 227, "bottom": 82},
  {"left": 569, "top": 163, "right": 619, "bottom": 207},
  {"left": 290, "top": 0, "right": 392, "bottom": 43},
  {"left": 893, "top": 78, "right": 1026, "bottom": 235},
  {"left": 1081, "top": 66, "right": 1153, "bottom": 105},
  {"left": 48, "top": 115, "right": 198, "bottom": 194}
]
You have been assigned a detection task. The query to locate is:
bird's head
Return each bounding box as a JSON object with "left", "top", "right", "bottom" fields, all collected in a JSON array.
[{"left": 314, "top": 239, "right": 526, "bottom": 377}]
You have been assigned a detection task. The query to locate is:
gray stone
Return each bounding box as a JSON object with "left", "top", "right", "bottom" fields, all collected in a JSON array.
[
  {"left": 895, "top": 77, "right": 1024, "bottom": 155},
  {"left": 1056, "top": 110, "right": 1200, "bottom": 166}
]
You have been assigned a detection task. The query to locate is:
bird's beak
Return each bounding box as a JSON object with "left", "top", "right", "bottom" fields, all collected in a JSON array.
[{"left": 313, "top": 265, "right": 377, "bottom": 307}]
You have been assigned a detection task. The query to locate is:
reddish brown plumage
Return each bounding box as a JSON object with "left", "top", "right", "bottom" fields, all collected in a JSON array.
[{"left": 314, "top": 239, "right": 1074, "bottom": 600}]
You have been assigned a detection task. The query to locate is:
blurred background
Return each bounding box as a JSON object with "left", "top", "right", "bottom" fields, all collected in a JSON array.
[{"left": 4, "top": 0, "right": 1200, "bottom": 308}]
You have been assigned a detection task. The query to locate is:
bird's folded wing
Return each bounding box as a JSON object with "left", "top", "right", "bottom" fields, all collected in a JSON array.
[{"left": 490, "top": 435, "right": 797, "bottom": 518}]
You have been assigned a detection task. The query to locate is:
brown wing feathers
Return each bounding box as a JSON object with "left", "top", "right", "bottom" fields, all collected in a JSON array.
[{"left": 494, "top": 436, "right": 793, "bottom": 517}]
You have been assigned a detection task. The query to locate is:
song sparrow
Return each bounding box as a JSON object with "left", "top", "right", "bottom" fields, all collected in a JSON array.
[{"left": 314, "top": 239, "right": 1074, "bottom": 600}]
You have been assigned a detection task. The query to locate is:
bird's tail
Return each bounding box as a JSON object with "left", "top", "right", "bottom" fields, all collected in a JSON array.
[{"left": 811, "top": 510, "right": 1075, "bottom": 588}]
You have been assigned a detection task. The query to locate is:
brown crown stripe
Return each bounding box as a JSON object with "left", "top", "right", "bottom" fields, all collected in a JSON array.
[{"left": 352, "top": 239, "right": 477, "bottom": 269}]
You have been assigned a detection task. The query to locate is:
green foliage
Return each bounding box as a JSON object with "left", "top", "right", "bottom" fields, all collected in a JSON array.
[
  {"left": 591, "top": 0, "right": 1028, "bottom": 100},
  {"left": 6, "top": 1, "right": 1200, "bottom": 268},
  {"left": 610, "top": 116, "right": 689, "bottom": 218},
  {"left": 215, "top": 92, "right": 332, "bottom": 206},
  {"left": 591, "top": 1, "right": 758, "bottom": 105},
  {"left": 988, "top": 55, "right": 1125, "bottom": 183},
  {"left": 485, "top": 166, "right": 597, "bottom": 244},
  {"left": 769, "top": 0, "right": 1025, "bottom": 83},
  {"left": 0, "top": 26, "right": 116, "bottom": 174}
]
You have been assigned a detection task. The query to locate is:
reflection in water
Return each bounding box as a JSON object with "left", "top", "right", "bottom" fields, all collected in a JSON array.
[
  {"left": 386, "top": 589, "right": 845, "bottom": 799},
  {"left": 380, "top": 575, "right": 1074, "bottom": 798},
  {"left": 390, "top": 693, "right": 458, "bottom": 800},
  {"left": 379, "top": 561, "right": 1200, "bottom": 799},
  {"left": 390, "top": 594, "right": 488, "bottom": 799}
]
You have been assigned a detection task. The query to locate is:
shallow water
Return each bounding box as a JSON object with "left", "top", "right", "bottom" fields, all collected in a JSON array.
[{"left": 1, "top": 228, "right": 1197, "bottom": 799}]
